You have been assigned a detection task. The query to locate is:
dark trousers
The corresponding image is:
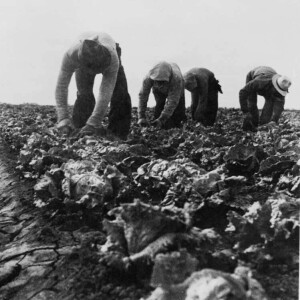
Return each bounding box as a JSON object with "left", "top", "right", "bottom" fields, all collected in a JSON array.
[
  {"left": 191, "top": 89, "right": 218, "bottom": 126},
  {"left": 152, "top": 89, "right": 186, "bottom": 129},
  {"left": 72, "top": 45, "right": 131, "bottom": 139}
]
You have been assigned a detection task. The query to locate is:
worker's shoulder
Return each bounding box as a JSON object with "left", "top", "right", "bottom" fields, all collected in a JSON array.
[
  {"left": 152, "top": 61, "right": 183, "bottom": 78},
  {"left": 76, "top": 32, "right": 117, "bottom": 55},
  {"left": 67, "top": 32, "right": 117, "bottom": 52},
  {"left": 186, "top": 67, "right": 214, "bottom": 77},
  {"left": 78, "top": 31, "right": 114, "bottom": 42},
  {"left": 252, "top": 66, "right": 277, "bottom": 75},
  {"left": 169, "top": 62, "right": 183, "bottom": 76}
]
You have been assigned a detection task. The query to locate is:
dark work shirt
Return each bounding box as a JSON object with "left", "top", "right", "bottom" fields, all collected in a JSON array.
[{"left": 239, "top": 66, "right": 284, "bottom": 113}]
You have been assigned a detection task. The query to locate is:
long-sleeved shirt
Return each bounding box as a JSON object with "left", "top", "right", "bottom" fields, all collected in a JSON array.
[
  {"left": 55, "top": 32, "right": 119, "bottom": 127},
  {"left": 138, "top": 62, "right": 184, "bottom": 120},
  {"left": 183, "top": 68, "right": 221, "bottom": 111},
  {"left": 239, "top": 66, "right": 284, "bottom": 112}
]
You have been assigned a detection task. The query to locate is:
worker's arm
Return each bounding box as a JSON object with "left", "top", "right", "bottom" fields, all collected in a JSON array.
[
  {"left": 138, "top": 76, "right": 153, "bottom": 119},
  {"left": 55, "top": 52, "right": 76, "bottom": 122},
  {"left": 159, "top": 75, "right": 183, "bottom": 122},
  {"left": 194, "top": 79, "right": 208, "bottom": 120},
  {"left": 271, "top": 98, "right": 285, "bottom": 123},
  {"left": 86, "top": 50, "right": 119, "bottom": 127},
  {"left": 239, "top": 79, "right": 266, "bottom": 113}
]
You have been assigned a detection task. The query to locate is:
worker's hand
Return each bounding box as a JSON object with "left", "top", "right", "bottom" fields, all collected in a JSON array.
[
  {"left": 151, "top": 115, "right": 168, "bottom": 129},
  {"left": 57, "top": 119, "right": 74, "bottom": 136},
  {"left": 259, "top": 121, "right": 278, "bottom": 132},
  {"left": 267, "top": 121, "right": 277, "bottom": 128},
  {"left": 138, "top": 118, "right": 149, "bottom": 127},
  {"left": 78, "top": 124, "right": 107, "bottom": 138},
  {"left": 151, "top": 118, "right": 163, "bottom": 129}
]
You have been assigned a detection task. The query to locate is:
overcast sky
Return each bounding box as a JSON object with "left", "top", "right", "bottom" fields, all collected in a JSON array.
[{"left": 0, "top": 0, "right": 299, "bottom": 109}]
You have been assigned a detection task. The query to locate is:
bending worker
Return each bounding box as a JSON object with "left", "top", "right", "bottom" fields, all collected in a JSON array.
[
  {"left": 239, "top": 66, "right": 292, "bottom": 131},
  {"left": 55, "top": 32, "right": 131, "bottom": 139},
  {"left": 138, "top": 61, "right": 187, "bottom": 129},
  {"left": 183, "top": 68, "right": 222, "bottom": 126}
]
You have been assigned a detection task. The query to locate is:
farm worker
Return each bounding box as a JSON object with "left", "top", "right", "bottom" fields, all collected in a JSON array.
[
  {"left": 239, "top": 66, "right": 292, "bottom": 131},
  {"left": 183, "top": 68, "right": 223, "bottom": 126},
  {"left": 55, "top": 32, "right": 131, "bottom": 139},
  {"left": 138, "top": 61, "right": 187, "bottom": 129}
]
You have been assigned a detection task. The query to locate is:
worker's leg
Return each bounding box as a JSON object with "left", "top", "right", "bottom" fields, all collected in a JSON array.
[
  {"left": 271, "top": 99, "right": 285, "bottom": 124},
  {"left": 107, "top": 43, "right": 132, "bottom": 140},
  {"left": 205, "top": 90, "right": 218, "bottom": 126}
]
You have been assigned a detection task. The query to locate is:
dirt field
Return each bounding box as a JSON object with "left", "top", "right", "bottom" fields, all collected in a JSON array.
[{"left": 0, "top": 104, "right": 298, "bottom": 300}]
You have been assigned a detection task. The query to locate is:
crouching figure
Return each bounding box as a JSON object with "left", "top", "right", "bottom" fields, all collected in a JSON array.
[
  {"left": 138, "top": 61, "right": 187, "bottom": 129},
  {"left": 55, "top": 31, "right": 131, "bottom": 139},
  {"left": 239, "top": 66, "right": 291, "bottom": 131},
  {"left": 183, "top": 68, "right": 222, "bottom": 126}
]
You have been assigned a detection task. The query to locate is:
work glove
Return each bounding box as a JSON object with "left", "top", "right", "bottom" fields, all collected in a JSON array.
[
  {"left": 57, "top": 118, "right": 74, "bottom": 136},
  {"left": 242, "top": 113, "right": 256, "bottom": 132},
  {"left": 138, "top": 118, "right": 149, "bottom": 127},
  {"left": 78, "top": 124, "right": 107, "bottom": 138}
]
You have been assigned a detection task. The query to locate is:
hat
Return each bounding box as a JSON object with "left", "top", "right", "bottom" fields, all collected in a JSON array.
[
  {"left": 149, "top": 62, "right": 172, "bottom": 81},
  {"left": 272, "top": 74, "right": 292, "bottom": 97}
]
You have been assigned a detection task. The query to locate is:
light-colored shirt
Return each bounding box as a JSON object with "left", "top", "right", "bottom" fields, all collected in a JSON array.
[
  {"left": 55, "top": 32, "right": 119, "bottom": 127},
  {"left": 138, "top": 62, "right": 184, "bottom": 120}
]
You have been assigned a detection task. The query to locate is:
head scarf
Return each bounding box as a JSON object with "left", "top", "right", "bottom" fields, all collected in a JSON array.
[{"left": 149, "top": 62, "right": 172, "bottom": 82}]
